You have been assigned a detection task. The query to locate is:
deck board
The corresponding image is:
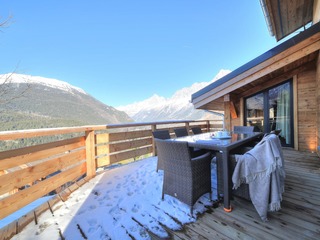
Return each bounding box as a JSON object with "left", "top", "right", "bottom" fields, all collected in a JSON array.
[
  {"left": 169, "top": 148, "right": 320, "bottom": 239},
  {"left": 4, "top": 148, "right": 320, "bottom": 240}
]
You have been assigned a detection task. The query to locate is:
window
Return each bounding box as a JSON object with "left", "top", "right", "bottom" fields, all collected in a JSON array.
[{"left": 245, "top": 81, "right": 293, "bottom": 147}]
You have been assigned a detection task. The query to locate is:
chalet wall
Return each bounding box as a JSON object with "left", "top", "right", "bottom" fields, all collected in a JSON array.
[
  {"left": 297, "top": 68, "right": 317, "bottom": 151},
  {"left": 314, "top": 0, "right": 320, "bottom": 24},
  {"left": 229, "top": 64, "right": 318, "bottom": 152}
]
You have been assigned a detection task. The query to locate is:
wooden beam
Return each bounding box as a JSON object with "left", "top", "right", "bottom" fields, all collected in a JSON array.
[
  {"left": 0, "top": 125, "right": 106, "bottom": 141},
  {"left": 237, "top": 61, "right": 315, "bottom": 99}
]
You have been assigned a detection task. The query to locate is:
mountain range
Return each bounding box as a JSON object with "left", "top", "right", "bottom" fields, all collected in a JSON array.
[
  {"left": 116, "top": 69, "right": 230, "bottom": 122},
  {"left": 0, "top": 73, "right": 132, "bottom": 132}
]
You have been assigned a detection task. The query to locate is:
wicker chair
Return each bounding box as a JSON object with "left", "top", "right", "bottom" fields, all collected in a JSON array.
[
  {"left": 155, "top": 139, "right": 212, "bottom": 214},
  {"left": 233, "top": 126, "right": 262, "bottom": 148},
  {"left": 191, "top": 127, "right": 202, "bottom": 135},
  {"left": 217, "top": 153, "right": 251, "bottom": 201},
  {"left": 233, "top": 126, "right": 257, "bottom": 133},
  {"left": 152, "top": 130, "right": 171, "bottom": 172},
  {"left": 217, "top": 128, "right": 256, "bottom": 200},
  {"left": 174, "top": 127, "right": 208, "bottom": 158},
  {"left": 152, "top": 129, "right": 171, "bottom": 140},
  {"left": 174, "top": 127, "right": 189, "bottom": 137},
  {"left": 217, "top": 132, "right": 282, "bottom": 201}
]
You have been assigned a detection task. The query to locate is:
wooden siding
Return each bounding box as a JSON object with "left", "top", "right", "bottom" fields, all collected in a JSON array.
[
  {"left": 314, "top": 0, "right": 320, "bottom": 24},
  {"left": 297, "top": 68, "right": 318, "bottom": 151},
  {"left": 264, "top": 0, "right": 314, "bottom": 41},
  {"left": 229, "top": 62, "right": 318, "bottom": 152}
]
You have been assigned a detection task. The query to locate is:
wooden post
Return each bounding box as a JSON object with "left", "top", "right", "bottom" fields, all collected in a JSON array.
[
  {"left": 316, "top": 52, "right": 320, "bottom": 155},
  {"left": 206, "top": 120, "right": 210, "bottom": 132},
  {"left": 151, "top": 125, "right": 157, "bottom": 156},
  {"left": 185, "top": 122, "right": 190, "bottom": 134},
  {"left": 224, "top": 95, "right": 231, "bottom": 131},
  {"left": 85, "top": 130, "right": 96, "bottom": 178}
]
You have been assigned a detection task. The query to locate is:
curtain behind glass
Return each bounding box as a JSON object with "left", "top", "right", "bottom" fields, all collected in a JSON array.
[{"left": 276, "top": 88, "right": 290, "bottom": 144}]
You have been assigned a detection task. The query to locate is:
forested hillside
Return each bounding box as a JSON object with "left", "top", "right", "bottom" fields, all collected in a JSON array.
[{"left": 0, "top": 74, "right": 133, "bottom": 150}]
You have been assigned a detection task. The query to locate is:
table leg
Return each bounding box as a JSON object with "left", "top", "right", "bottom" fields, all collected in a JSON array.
[{"left": 222, "top": 150, "right": 232, "bottom": 212}]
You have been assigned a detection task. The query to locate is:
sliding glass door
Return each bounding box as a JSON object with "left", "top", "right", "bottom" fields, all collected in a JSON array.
[{"left": 245, "top": 81, "right": 293, "bottom": 147}]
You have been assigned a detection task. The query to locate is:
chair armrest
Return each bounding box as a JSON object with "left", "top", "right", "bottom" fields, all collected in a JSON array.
[{"left": 191, "top": 152, "right": 212, "bottom": 161}]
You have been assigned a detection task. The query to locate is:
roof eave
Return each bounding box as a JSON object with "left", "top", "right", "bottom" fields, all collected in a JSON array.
[{"left": 191, "top": 21, "right": 320, "bottom": 110}]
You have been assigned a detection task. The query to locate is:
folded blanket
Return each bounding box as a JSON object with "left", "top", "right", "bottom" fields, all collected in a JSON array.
[{"left": 232, "top": 134, "right": 285, "bottom": 221}]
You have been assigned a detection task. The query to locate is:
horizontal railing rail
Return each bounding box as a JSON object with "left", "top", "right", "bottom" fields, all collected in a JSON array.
[{"left": 0, "top": 119, "right": 223, "bottom": 234}]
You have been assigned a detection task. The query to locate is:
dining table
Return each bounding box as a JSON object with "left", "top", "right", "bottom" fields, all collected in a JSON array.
[{"left": 174, "top": 131, "right": 264, "bottom": 212}]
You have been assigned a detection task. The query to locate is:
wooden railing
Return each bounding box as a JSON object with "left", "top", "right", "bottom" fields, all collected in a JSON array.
[{"left": 0, "top": 120, "right": 222, "bottom": 234}]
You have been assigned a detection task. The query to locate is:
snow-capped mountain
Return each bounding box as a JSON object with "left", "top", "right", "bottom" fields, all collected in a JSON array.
[
  {"left": 116, "top": 69, "right": 231, "bottom": 122},
  {"left": 0, "top": 73, "right": 87, "bottom": 95},
  {"left": 0, "top": 73, "right": 132, "bottom": 132}
]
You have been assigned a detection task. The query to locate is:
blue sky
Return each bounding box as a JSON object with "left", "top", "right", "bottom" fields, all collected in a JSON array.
[{"left": 0, "top": 0, "right": 279, "bottom": 107}]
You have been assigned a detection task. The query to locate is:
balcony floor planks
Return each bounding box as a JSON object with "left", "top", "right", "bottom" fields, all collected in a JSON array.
[
  {"left": 4, "top": 148, "right": 320, "bottom": 240},
  {"left": 168, "top": 148, "right": 320, "bottom": 239}
]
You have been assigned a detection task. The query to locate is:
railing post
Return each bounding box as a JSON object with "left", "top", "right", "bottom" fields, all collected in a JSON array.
[
  {"left": 151, "top": 124, "right": 156, "bottom": 156},
  {"left": 85, "top": 130, "right": 96, "bottom": 178},
  {"left": 206, "top": 120, "right": 210, "bottom": 132},
  {"left": 185, "top": 122, "right": 190, "bottom": 134}
]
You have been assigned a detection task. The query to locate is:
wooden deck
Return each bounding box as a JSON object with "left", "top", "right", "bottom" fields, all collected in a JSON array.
[{"left": 157, "top": 148, "right": 320, "bottom": 240}]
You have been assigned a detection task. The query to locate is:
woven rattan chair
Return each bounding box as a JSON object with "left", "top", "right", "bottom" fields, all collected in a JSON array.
[
  {"left": 174, "top": 127, "right": 208, "bottom": 158},
  {"left": 191, "top": 127, "right": 202, "bottom": 135},
  {"left": 155, "top": 139, "right": 212, "bottom": 215},
  {"left": 217, "top": 153, "right": 251, "bottom": 200},
  {"left": 217, "top": 131, "right": 275, "bottom": 201},
  {"left": 152, "top": 129, "right": 171, "bottom": 140},
  {"left": 233, "top": 126, "right": 262, "bottom": 148},
  {"left": 174, "top": 127, "right": 189, "bottom": 137},
  {"left": 233, "top": 126, "right": 256, "bottom": 133},
  {"left": 216, "top": 128, "right": 258, "bottom": 200},
  {"left": 152, "top": 130, "right": 171, "bottom": 172}
]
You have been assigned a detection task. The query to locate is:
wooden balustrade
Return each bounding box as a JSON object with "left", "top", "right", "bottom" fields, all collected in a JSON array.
[{"left": 0, "top": 120, "right": 222, "bottom": 226}]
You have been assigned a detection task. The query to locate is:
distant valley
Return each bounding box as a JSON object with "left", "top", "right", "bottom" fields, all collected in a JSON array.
[{"left": 0, "top": 69, "right": 230, "bottom": 133}]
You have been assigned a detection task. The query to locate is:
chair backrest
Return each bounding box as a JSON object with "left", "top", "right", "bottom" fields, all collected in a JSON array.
[
  {"left": 152, "top": 130, "right": 171, "bottom": 140},
  {"left": 233, "top": 126, "right": 258, "bottom": 133},
  {"left": 191, "top": 127, "right": 202, "bottom": 135},
  {"left": 174, "top": 127, "right": 189, "bottom": 137},
  {"left": 155, "top": 139, "right": 191, "bottom": 167}
]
